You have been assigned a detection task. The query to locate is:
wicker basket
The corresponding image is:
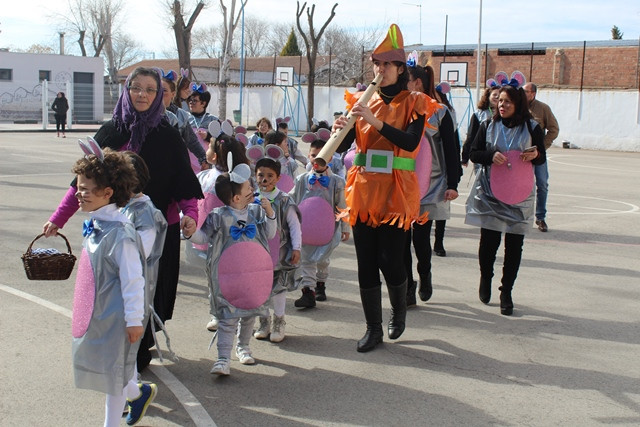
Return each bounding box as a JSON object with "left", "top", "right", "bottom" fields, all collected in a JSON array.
[{"left": 21, "top": 233, "right": 77, "bottom": 280}]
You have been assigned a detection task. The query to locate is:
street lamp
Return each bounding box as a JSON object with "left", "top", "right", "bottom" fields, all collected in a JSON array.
[
  {"left": 476, "top": 0, "right": 483, "bottom": 102},
  {"left": 403, "top": 2, "right": 422, "bottom": 45}
]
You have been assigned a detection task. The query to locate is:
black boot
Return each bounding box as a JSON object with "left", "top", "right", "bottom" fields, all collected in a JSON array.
[
  {"left": 387, "top": 280, "right": 407, "bottom": 340},
  {"left": 406, "top": 280, "right": 417, "bottom": 308},
  {"left": 499, "top": 286, "right": 513, "bottom": 315},
  {"left": 479, "top": 277, "right": 491, "bottom": 304},
  {"left": 357, "top": 286, "right": 383, "bottom": 352},
  {"left": 433, "top": 220, "right": 447, "bottom": 256},
  {"left": 418, "top": 273, "right": 432, "bottom": 302}
]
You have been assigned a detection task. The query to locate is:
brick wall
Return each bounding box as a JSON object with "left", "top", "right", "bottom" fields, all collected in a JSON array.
[{"left": 414, "top": 45, "right": 639, "bottom": 89}]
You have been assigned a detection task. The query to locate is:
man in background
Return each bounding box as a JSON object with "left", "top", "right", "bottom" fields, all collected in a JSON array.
[{"left": 524, "top": 83, "right": 559, "bottom": 232}]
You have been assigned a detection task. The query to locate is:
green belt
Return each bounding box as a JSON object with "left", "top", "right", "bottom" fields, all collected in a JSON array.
[{"left": 353, "top": 152, "right": 416, "bottom": 172}]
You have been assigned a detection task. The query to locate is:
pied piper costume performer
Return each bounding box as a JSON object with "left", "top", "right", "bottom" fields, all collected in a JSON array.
[
  {"left": 337, "top": 24, "right": 441, "bottom": 352},
  {"left": 72, "top": 205, "right": 148, "bottom": 395}
]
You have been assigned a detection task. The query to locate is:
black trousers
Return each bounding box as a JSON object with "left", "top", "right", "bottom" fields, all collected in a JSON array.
[
  {"left": 54, "top": 115, "right": 66, "bottom": 132},
  {"left": 478, "top": 227, "right": 524, "bottom": 289},
  {"left": 352, "top": 221, "right": 408, "bottom": 289}
]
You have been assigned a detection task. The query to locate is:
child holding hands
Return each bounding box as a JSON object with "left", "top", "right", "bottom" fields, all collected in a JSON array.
[
  {"left": 71, "top": 144, "right": 156, "bottom": 427},
  {"left": 184, "top": 157, "right": 277, "bottom": 375},
  {"left": 253, "top": 158, "right": 302, "bottom": 342}
]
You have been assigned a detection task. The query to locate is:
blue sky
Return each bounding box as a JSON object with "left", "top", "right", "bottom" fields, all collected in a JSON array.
[{"left": 2, "top": 0, "right": 639, "bottom": 55}]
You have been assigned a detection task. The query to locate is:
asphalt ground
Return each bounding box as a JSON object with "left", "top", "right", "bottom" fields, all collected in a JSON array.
[{"left": 1, "top": 131, "right": 639, "bottom": 426}]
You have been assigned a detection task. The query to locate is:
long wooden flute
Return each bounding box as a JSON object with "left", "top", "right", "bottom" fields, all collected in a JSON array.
[{"left": 314, "top": 73, "right": 384, "bottom": 167}]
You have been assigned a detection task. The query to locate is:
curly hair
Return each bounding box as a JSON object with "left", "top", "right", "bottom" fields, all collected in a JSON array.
[{"left": 72, "top": 148, "right": 138, "bottom": 207}]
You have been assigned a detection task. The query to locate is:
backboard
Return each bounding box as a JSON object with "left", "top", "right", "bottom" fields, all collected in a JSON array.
[
  {"left": 275, "top": 66, "right": 295, "bottom": 87},
  {"left": 439, "top": 62, "right": 468, "bottom": 87}
]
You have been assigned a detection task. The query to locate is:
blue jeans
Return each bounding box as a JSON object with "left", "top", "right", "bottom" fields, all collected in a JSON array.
[{"left": 534, "top": 161, "right": 549, "bottom": 221}]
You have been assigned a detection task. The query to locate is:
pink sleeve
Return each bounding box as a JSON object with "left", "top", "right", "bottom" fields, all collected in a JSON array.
[
  {"left": 49, "top": 186, "right": 79, "bottom": 228},
  {"left": 177, "top": 198, "right": 198, "bottom": 223}
]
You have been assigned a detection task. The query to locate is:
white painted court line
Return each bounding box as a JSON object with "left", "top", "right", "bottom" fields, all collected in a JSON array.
[{"left": 0, "top": 282, "right": 215, "bottom": 427}]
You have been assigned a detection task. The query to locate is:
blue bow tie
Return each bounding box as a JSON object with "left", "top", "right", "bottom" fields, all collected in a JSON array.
[
  {"left": 230, "top": 223, "right": 257, "bottom": 240},
  {"left": 308, "top": 174, "right": 329, "bottom": 188},
  {"left": 256, "top": 137, "right": 264, "bottom": 145},
  {"left": 82, "top": 219, "right": 94, "bottom": 237}
]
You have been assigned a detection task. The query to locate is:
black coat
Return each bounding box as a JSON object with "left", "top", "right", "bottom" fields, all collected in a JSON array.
[{"left": 51, "top": 97, "right": 69, "bottom": 118}]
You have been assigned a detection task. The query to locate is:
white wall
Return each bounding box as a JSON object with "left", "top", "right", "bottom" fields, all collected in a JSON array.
[
  {"left": 0, "top": 51, "right": 104, "bottom": 122},
  {"left": 206, "top": 85, "right": 640, "bottom": 152}
]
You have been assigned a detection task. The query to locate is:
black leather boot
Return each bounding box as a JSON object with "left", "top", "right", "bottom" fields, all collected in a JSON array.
[
  {"left": 499, "top": 286, "right": 513, "bottom": 315},
  {"left": 406, "top": 280, "right": 417, "bottom": 307},
  {"left": 387, "top": 280, "right": 407, "bottom": 340},
  {"left": 357, "top": 286, "right": 383, "bottom": 352},
  {"left": 479, "top": 277, "right": 491, "bottom": 304},
  {"left": 418, "top": 272, "right": 432, "bottom": 302}
]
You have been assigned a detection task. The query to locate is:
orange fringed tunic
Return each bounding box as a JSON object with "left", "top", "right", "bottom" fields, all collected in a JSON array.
[{"left": 344, "top": 89, "right": 441, "bottom": 230}]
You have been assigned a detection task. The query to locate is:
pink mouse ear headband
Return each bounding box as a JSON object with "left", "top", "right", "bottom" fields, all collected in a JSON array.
[
  {"left": 275, "top": 116, "right": 291, "bottom": 126},
  {"left": 301, "top": 128, "right": 331, "bottom": 144},
  {"left": 246, "top": 143, "right": 286, "bottom": 164},
  {"left": 486, "top": 71, "right": 526, "bottom": 89},
  {"left": 180, "top": 68, "right": 189, "bottom": 79},
  {"left": 78, "top": 136, "right": 104, "bottom": 162},
  {"left": 406, "top": 50, "right": 419, "bottom": 68},
  {"left": 162, "top": 69, "right": 178, "bottom": 82}
]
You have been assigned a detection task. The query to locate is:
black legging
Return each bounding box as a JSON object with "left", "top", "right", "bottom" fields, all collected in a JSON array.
[
  {"left": 352, "top": 221, "right": 408, "bottom": 289},
  {"left": 55, "top": 115, "right": 66, "bottom": 132},
  {"left": 479, "top": 227, "right": 524, "bottom": 289},
  {"left": 404, "top": 220, "right": 435, "bottom": 284}
]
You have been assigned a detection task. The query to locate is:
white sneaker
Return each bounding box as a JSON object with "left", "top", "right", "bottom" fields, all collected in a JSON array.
[
  {"left": 253, "top": 316, "right": 271, "bottom": 339},
  {"left": 206, "top": 316, "right": 218, "bottom": 331},
  {"left": 235, "top": 346, "right": 256, "bottom": 365},
  {"left": 270, "top": 315, "right": 286, "bottom": 343},
  {"left": 210, "top": 358, "right": 230, "bottom": 375}
]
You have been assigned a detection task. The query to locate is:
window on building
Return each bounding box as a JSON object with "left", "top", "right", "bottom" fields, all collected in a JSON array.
[
  {"left": 0, "top": 69, "right": 12, "bottom": 81},
  {"left": 39, "top": 70, "right": 51, "bottom": 81}
]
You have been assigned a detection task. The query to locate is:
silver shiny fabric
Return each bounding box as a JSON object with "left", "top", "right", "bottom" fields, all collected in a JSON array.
[
  {"left": 121, "top": 197, "right": 168, "bottom": 299},
  {"left": 270, "top": 192, "right": 301, "bottom": 294},
  {"left": 290, "top": 172, "right": 345, "bottom": 265},
  {"left": 465, "top": 120, "right": 536, "bottom": 235},
  {"left": 419, "top": 106, "right": 451, "bottom": 220},
  {"left": 201, "top": 204, "right": 272, "bottom": 320},
  {"left": 72, "top": 219, "right": 147, "bottom": 395}
]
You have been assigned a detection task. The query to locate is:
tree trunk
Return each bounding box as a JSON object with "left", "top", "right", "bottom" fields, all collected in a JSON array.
[
  {"left": 306, "top": 52, "right": 316, "bottom": 130},
  {"left": 172, "top": 1, "right": 206, "bottom": 77},
  {"left": 78, "top": 30, "right": 87, "bottom": 57}
]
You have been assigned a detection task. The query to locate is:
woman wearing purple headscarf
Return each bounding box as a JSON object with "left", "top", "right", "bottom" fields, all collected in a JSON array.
[{"left": 43, "top": 67, "right": 203, "bottom": 370}]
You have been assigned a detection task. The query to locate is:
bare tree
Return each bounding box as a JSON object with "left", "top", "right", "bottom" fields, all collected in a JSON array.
[
  {"left": 242, "top": 16, "right": 269, "bottom": 57},
  {"left": 170, "top": 0, "right": 207, "bottom": 75},
  {"left": 111, "top": 33, "right": 143, "bottom": 72},
  {"left": 296, "top": 1, "right": 338, "bottom": 129},
  {"left": 217, "top": 0, "right": 247, "bottom": 119},
  {"left": 264, "top": 22, "right": 295, "bottom": 56},
  {"left": 192, "top": 25, "right": 224, "bottom": 58},
  {"left": 317, "top": 25, "right": 383, "bottom": 85},
  {"left": 91, "top": 0, "right": 125, "bottom": 83}
]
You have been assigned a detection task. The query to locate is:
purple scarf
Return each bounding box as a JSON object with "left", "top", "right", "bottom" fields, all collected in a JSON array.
[{"left": 112, "top": 69, "right": 166, "bottom": 153}]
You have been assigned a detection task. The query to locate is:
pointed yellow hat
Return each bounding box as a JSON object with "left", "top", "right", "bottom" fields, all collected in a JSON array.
[{"left": 371, "top": 24, "right": 405, "bottom": 63}]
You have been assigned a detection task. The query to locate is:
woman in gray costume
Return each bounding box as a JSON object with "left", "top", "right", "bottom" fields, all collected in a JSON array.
[{"left": 466, "top": 80, "right": 546, "bottom": 315}]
